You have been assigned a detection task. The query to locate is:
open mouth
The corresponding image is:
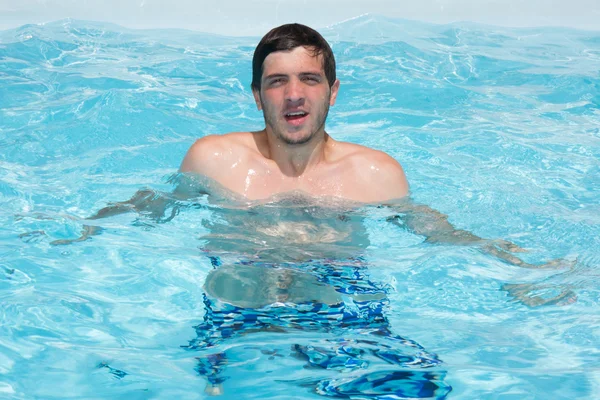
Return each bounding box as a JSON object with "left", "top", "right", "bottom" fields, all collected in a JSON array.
[{"left": 284, "top": 111, "right": 309, "bottom": 124}]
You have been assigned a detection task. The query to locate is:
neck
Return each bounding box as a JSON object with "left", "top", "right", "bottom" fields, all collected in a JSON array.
[{"left": 263, "top": 129, "right": 330, "bottom": 177}]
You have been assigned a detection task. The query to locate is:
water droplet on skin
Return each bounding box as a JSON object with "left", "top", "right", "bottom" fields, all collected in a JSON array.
[{"left": 244, "top": 169, "right": 257, "bottom": 193}]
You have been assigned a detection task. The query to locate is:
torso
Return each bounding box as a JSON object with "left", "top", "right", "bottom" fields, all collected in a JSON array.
[{"left": 179, "top": 131, "right": 408, "bottom": 203}]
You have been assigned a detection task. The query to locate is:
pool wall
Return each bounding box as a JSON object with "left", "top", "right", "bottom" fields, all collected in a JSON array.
[{"left": 0, "top": 0, "right": 597, "bottom": 33}]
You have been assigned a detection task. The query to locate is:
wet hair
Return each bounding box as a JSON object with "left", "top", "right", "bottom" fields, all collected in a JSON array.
[{"left": 251, "top": 23, "right": 336, "bottom": 91}]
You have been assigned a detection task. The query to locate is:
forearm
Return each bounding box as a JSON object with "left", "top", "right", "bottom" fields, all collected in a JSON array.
[
  {"left": 51, "top": 189, "right": 181, "bottom": 246},
  {"left": 387, "top": 200, "right": 573, "bottom": 269},
  {"left": 387, "top": 200, "right": 552, "bottom": 264},
  {"left": 51, "top": 224, "right": 103, "bottom": 246},
  {"left": 387, "top": 201, "right": 484, "bottom": 245}
]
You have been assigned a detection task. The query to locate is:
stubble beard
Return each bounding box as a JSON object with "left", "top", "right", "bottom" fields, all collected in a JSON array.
[{"left": 261, "top": 95, "right": 331, "bottom": 146}]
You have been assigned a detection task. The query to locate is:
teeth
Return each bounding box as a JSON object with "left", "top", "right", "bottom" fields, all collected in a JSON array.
[{"left": 286, "top": 111, "right": 306, "bottom": 117}]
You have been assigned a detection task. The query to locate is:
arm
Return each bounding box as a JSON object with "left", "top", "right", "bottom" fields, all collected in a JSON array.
[
  {"left": 353, "top": 150, "right": 409, "bottom": 202},
  {"left": 387, "top": 199, "right": 571, "bottom": 269},
  {"left": 87, "top": 188, "right": 181, "bottom": 221},
  {"left": 49, "top": 137, "right": 223, "bottom": 246},
  {"left": 179, "top": 135, "right": 228, "bottom": 177},
  {"left": 387, "top": 199, "right": 576, "bottom": 306},
  {"left": 49, "top": 188, "right": 184, "bottom": 245},
  {"left": 358, "top": 153, "right": 508, "bottom": 250},
  {"left": 354, "top": 150, "right": 567, "bottom": 270},
  {"left": 502, "top": 283, "right": 577, "bottom": 307}
]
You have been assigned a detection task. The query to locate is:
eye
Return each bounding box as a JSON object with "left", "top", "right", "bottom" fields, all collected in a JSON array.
[
  {"left": 266, "top": 77, "right": 286, "bottom": 87},
  {"left": 302, "top": 76, "right": 320, "bottom": 84}
]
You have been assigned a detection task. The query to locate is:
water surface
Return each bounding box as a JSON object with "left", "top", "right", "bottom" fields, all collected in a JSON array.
[{"left": 1, "top": 16, "right": 599, "bottom": 399}]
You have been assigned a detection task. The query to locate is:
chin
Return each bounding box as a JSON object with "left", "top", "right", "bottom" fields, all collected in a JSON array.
[{"left": 280, "top": 132, "right": 314, "bottom": 145}]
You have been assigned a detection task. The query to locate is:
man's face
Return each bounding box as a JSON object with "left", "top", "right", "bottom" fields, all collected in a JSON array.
[{"left": 253, "top": 46, "right": 339, "bottom": 146}]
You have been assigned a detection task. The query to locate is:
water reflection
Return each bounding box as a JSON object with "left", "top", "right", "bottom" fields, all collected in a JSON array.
[{"left": 185, "top": 195, "right": 451, "bottom": 399}]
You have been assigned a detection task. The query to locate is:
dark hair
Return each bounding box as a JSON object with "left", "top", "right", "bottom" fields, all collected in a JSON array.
[{"left": 251, "top": 23, "right": 336, "bottom": 91}]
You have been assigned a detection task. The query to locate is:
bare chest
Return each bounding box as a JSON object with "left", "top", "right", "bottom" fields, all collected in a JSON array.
[{"left": 223, "top": 164, "right": 361, "bottom": 200}]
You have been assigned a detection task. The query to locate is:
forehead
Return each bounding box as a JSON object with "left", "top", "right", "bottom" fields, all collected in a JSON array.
[{"left": 262, "top": 46, "right": 324, "bottom": 77}]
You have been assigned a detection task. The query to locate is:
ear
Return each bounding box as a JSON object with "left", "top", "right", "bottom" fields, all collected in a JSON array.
[
  {"left": 252, "top": 88, "right": 262, "bottom": 110},
  {"left": 329, "top": 79, "right": 340, "bottom": 106}
]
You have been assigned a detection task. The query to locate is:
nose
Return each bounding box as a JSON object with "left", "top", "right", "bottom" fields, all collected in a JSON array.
[{"left": 285, "top": 77, "right": 305, "bottom": 105}]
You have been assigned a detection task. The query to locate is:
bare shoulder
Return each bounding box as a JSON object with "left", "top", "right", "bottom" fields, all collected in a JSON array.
[
  {"left": 333, "top": 141, "right": 409, "bottom": 202},
  {"left": 179, "top": 132, "right": 255, "bottom": 176}
]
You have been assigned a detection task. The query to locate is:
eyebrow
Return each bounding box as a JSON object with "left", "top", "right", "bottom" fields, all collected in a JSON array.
[
  {"left": 263, "top": 71, "right": 324, "bottom": 81},
  {"left": 299, "top": 72, "right": 323, "bottom": 78},
  {"left": 263, "top": 73, "right": 287, "bottom": 81}
]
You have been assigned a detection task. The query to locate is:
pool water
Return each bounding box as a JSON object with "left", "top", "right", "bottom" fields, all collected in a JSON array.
[{"left": 1, "top": 16, "right": 599, "bottom": 399}]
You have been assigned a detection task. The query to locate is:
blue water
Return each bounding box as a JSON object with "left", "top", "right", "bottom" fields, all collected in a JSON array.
[{"left": 1, "top": 16, "right": 599, "bottom": 399}]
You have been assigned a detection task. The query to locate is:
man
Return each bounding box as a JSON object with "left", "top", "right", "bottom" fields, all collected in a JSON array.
[
  {"left": 175, "top": 24, "right": 563, "bottom": 267},
  {"left": 179, "top": 23, "right": 408, "bottom": 203},
  {"left": 49, "top": 23, "right": 572, "bottom": 307}
]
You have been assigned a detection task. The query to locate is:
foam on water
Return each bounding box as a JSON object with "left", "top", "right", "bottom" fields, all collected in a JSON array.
[{"left": 1, "top": 16, "right": 599, "bottom": 399}]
